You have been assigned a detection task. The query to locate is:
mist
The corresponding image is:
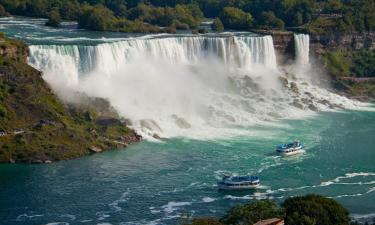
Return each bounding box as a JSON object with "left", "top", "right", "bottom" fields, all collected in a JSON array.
[{"left": 28, "top": 34, "right": 364, "bottom": 139}]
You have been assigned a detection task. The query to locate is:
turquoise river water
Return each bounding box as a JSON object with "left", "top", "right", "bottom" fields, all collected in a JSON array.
[{"left": 0, "top": 17, "right": 375, "bottom": 225}]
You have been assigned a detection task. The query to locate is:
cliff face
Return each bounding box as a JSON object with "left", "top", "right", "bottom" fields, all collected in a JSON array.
[
  {"left": 310, "top": 32, "right": 375, "bottom": 54},
  {"left": 268, "top": 31, "right": 375, "bottom": 60},
  {"left": 0, "top": 35, "right": 141, "bottom": 163},
  {"left": 267, "top": 31, "right": 375, "bottom": 100}
]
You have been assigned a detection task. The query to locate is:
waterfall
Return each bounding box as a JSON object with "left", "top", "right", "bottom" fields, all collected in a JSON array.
[
  {"left": 27, "top": 33, "right": 361, "bottom": 139},
  {"left": 294, "top": 34, "right": 310, "bottom": 65},
  {"left": 29, "top": 35, "right": 277, "bottom": 82}
]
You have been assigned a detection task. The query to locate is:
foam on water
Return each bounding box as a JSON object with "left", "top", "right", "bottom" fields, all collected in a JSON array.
[
  {"left": 161, "top": 201, "right": 192, "bottom": 214},
  {"left": 201, "top": 197, "right": 216, "bottom": 203}
]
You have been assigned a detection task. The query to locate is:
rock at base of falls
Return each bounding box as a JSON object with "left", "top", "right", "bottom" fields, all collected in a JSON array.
[{"left": 171, "top": 115, "right": 191, "bottom": 129}]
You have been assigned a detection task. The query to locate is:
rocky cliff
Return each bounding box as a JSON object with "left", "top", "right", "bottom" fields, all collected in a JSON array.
[
  {"left": 266, "top": 30, "right": 375, "bottom": 60},
  {"left": 0, "top": 34, "right": 141, "bottom": 163}
]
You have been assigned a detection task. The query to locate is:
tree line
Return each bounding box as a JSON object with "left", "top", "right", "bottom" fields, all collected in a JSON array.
[
  {"left": 185, "top": 194, "right": 371, "bottom": 225},
  {"left": 0, "top": 0, "right": 374, "bottom": 34}
]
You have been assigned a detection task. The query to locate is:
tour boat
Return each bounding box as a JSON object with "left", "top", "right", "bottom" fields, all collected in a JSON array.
[
  {"left": 276, "top": 140, "right": 304, "bottom": 156},
  {"left": 217, "top": 175, "right": 260, "bottom": 190}
]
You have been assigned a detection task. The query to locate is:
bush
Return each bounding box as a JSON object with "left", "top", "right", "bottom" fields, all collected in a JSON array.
[
  {"left": 212, "top": 17, "right": 224, "bottom": 32},
  {"left": 258, "top": 11, "right": 285, "bottom": 30},
  {"left": 188, "top": 218, "right": 224, "bottom": 225},
  {"left": 78, "top": 4, "right": 116, "bottom": 31},
  {"left": 45, "top": 10, "right": 61, "bottom": 27},
  {"left": 0, "top": 104, "right": 7, "bottom": 118},
  {"left": 284, "top": 194, "right": 350, "bottom": 225},
  {"left": 219, "top": 7, "right": 253, "bottom": 30},
  {"left": 220, "top": 200, "right": 284, "bottom": 225},
  {"left": 0, "top": 4, "right": 6, "bottom": 16},
  {"left": 351, "top": 50, "right": 375, "bottom": 77},
  {"left": 324, "top": 51, "right": 351, "bottom": 78}
]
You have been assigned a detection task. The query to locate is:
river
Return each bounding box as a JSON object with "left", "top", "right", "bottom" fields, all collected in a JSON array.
[{"left": 0, "top": 17, "right": 375, "bottom": 225}]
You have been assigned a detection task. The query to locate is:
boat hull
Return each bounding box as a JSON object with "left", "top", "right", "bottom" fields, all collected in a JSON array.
[
  {"left": 277, "top": 149, "right": 304, "bottom": 156},
  {"left": 217, "top": 183, "right": 260, "bottom": 190}
]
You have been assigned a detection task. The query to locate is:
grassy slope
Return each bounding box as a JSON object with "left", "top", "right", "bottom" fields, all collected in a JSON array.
[
  {"left": 0, "top": 34, "right": 140, "bottom": 163},
  {"left": 322, "top": 50, "right": 375, "bottom": 99}
]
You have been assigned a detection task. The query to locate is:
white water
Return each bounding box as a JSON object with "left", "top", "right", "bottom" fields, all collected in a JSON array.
[
  {"left": 28, "top": 34, "right": 363, "bottom": 139},
  {"left": 294, "top": 34, "right": 310, "bottom": 65}
]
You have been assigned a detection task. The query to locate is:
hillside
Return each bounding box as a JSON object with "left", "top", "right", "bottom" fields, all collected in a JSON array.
[{"left": 0, "top": 34, "right": 140, "bottom": 163}]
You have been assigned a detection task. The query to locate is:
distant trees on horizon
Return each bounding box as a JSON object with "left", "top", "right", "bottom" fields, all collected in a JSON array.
[{"left": 0, "top": 0, "right": 373, "bottom": 34}]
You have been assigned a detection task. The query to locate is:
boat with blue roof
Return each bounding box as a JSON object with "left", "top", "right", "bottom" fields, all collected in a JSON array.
[
  {"left": 218, "top": 175, "right": 260, "bottom": 190},
  {"left": 276, "top": 140, "right": 304, "bottom": 156}
]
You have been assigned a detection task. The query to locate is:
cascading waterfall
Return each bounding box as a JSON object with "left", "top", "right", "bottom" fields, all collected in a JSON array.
[
  {"left": 28, "top": 34, "right": 362, "bottom": 139},
  {"left": 294, "top": 34, "right": 310, "bottom": 65},
  {"left": 29, "top": 35, "right": 277, "bottom": 81}
]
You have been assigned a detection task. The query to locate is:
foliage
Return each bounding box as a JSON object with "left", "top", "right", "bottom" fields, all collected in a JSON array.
[
  {"left": 283, "top": 194, "right": 350, "bottom": 225},
  {"left": 0, "top": 4, "right": 6, "bottom": 16},
  {"left": 127, "top": 3, "right": 203, "bottom": 29},
  {"left": 351, "top": 50, "right": 375, "bottom": 77},
  {"left": 257, "top": 11, "right": 284, "bottom": 30},
  {"left": 219, "top": 7, "right": 253, "bottom": 30},
  {"left": 323, "top": 51, "right": 351, "bottom": 78},
  {"left": 186, "top": 195, "right": 354, "bottom": 225},
  {"left": 45, "top": 9, "right": 61, "bottom": 27},
  {"left": 0, "top": 0, "right": 374, "bottom": 33},
  {"left": 220, "top": 200, "right": 284, "bottom": 225},
  {"left": 0, "top": 33, "right": 137, "bottom": 163},
  {"left": 212, "top": 17, "right": 224, "bottom": 32},
  {"left": 78, "top": 4, "right": 116, "bottom": 31},
  {"left": 187, "top": 218, "right": 224, "bottom": 225},
  {"left": 324, "top": 49, "right": 375, "bottom": 78},
  {"left": 0, "top": 104, "right": 7, "bottom": 119}
]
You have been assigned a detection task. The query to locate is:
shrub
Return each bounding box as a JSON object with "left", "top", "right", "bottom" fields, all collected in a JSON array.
[
  {"left": 212, "top": 17, "right": 224, "bottom": 32},
  {"left": 45, "top": 10, "right": 61, "bottom": 27},
  {"left": 0, "top": 104, "right": 7, "bottom": 118},
  {"left": 284, "top": 194, "right": 350, "bottom": 225},
  {"left": 188, "top": 218, "right": 224, "bottom": 225},
  {"left": 219, "top": 7, "right": 253, "bottom": 30},
  {"left": 0, "top": 4, "right": 6, "bottom": 16},
  {"left": 78, "top": 4, "right": 116, "bottom": 31},
  {"left": 220, "top": 200, "right": 284, "bottom": 225}
]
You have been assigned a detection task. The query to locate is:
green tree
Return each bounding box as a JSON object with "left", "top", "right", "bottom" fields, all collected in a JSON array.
[
  {"left": 60, "top": 0, "right": 81, "bottom": 20},
  {"left": 45, "top": 9, "right": 61, "bottom": 27},
  {"left": 26, "top": 0, "right": 48, "bottom": 17},
  {"left": 259, "top": 11, "right": 285, "bottom": 29},
  {"left": 293, "top": 12, "right": 303, "bottom": 26},
  {"left": 324, "top": 0, "right": 344, "bottom": 13},
  {"left": 78, "top": 4, "right": 116, "bottom": 31},
  {"left": 284, "top": 194, "right": 350, "bottom": 225},
  {"left": 0, "top": 4, "right": 6, "bottom": 16},
  {"left": 219, "top": 7, "right": 253, "bottom": 30},
  {"left": 351, "top": 50, "right": 375, "bottom": 77},
  {"left": 212, "top": 17, "right": 224, "bottom": 32},
  {"left": 220, "top": 200, "right": 284, "bottom": 225}
]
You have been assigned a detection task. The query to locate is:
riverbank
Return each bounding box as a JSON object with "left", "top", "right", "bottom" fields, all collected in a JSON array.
[{"left": 0, "top": 33, "right": 141, "bottom": 163}]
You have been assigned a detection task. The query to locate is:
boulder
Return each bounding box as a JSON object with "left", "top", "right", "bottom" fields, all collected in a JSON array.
[
  {"left": 279, "top": 76, "right": 289, "bottom": 88},
  {"left": 140, "top": 119, "right": 163, "bottom": 133},
  {"left": 172, "top": 115, "right": 191, "bottom": 129},
  {"left": 308, "top": 104, "right": 319, "bottom": 111},
  {"left": 290, "top": 82, "right": 299, "bottom": 93},
  {"left": 89, "top": 146, "right": 102, "bottom": 154},
  {"left": 291, "top": 100, "right": 304, "bottom": 109}
]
